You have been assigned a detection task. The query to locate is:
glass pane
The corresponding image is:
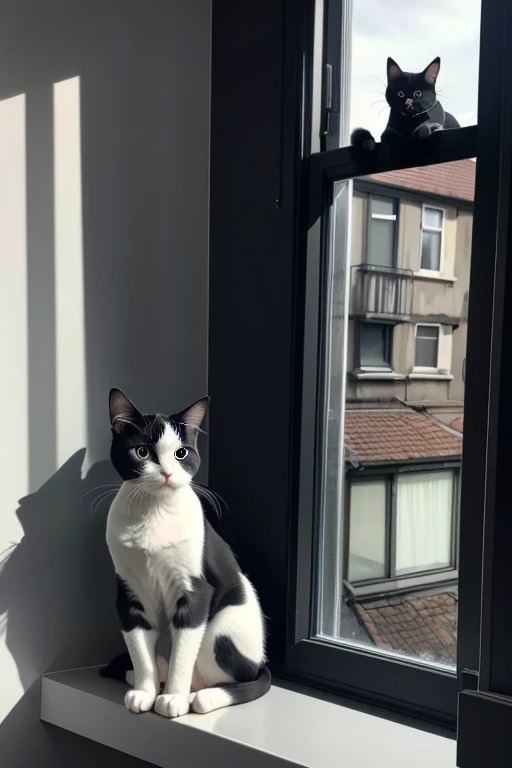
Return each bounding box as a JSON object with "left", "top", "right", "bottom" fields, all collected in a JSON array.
[
  {"left": 421, "top": 230, "right": 441, "bottom": 270},
  {"left": 415, "top": 327, "right": 439, "bottom": 367},
  {"left": 371, "top": 196, "right": 395, "bottom": 217},
  {"left": 368, "top": 218, "right": 394, "bottom": 266},
  {"left": 396, "top": 471, "right": 454, "bottom": 575},
  {"left": 317, "top": 161, "right": 474, "bottom": 670},
  {"left": 343, "top": 1, "right": 481, "bottom": 148},
  {"left": 360, "top": 323, "right": 389, "bottom": 367},
  {"left": 348, "top": 481, "right": 387, "bottom": 581},
  {"left": 424, "top": 208, "right": 443, "bottom": 229}
]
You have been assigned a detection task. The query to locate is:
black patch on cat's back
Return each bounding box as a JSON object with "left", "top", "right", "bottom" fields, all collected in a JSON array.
[
  {"left": 214, "top": 635, "right": 260, "bottom": 683},
  {"left": 116, "top": 576, "right": 152, "bottom": 632},
  {"left": 172, "top": 577, "right": 213, "bottom": 629},
  {"left": 203, "top": 520, "right": 247, "bottom": 618}
]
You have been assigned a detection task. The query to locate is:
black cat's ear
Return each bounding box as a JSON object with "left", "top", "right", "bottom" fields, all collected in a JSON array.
[
  {"left": 387, "top": 57, "right": 403, "bottom": 81},
  {"left": 424, "top": 57, "right": 440, "bottom": 85},
  {"left": 109, "top": 388, "right": 144, "bottom": 435}
]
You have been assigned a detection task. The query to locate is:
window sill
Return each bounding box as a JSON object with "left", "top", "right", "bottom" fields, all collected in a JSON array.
[
  {"left": 351, "top": 371, "right": 406, "bottom": 381},
  {"left": 413, "top": 272, "right": 457, "bottom": 284},
  {"left": 40, "top": 667, "right": 457, "bottom": 768},
  {"left": 408, "top": 373, "right": 454, "bottom": 381}
]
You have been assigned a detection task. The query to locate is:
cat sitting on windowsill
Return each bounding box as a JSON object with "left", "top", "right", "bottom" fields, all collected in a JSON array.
[{"left": 351, "top": 57, "right": 460, "bottom": 150}]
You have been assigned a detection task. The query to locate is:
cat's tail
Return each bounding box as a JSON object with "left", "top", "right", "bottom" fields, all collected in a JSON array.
[
  {"left": 350, "top": 127, "right": 376, "bottom": 150},
  {"left": 191, "top": 666, "right": 271, "bottom": 714}
]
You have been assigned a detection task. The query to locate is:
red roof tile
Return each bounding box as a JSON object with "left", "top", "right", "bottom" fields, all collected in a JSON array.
[
  {"left": 345, "top": 409, "right": 462, "bottom": 463},
  {"left": 365, "top": 159, "right": 475, "bottom": 203},
  {"left": 354, "top": 590, "right": 457, "bottom": 665}
]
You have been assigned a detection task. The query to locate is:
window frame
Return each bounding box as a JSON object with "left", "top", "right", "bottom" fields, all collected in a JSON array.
[
  {"left": 413, "top": 322, "right": 441, "bottom": 373},
  {"left": 365, "top": 194, "right": 399, "bottom": 269},
  {"left": 356, "top": 320, "right": 393, "bottom": 372},
  {"left": 419, "top": 204, "right": 445, "bottom": 275},
  {"left": 346, "top": 466, "right": 459, "bottom": 595},
  {"left": 209, "top": 0, "right": 511, "bottom": 741}
]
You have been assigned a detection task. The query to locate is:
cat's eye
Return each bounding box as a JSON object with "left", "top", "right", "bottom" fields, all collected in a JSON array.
[
  {"left": 397, "top": 91, "right": 405, "bottom": 98},
  {"left": 175, "top": 447, "right": 189, "bottom": 461},
  {"left": 135, "top": 446, "right": 150, "bottom": 460},
  {"left": 414, "top": 90, "right": 422, "bottom": 98}
]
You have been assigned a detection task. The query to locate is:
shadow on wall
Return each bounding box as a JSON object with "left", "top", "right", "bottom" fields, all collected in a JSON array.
[
  {"left": 0, "top": 452, "right": 122, "bottom": 692},
  {"left": 0, "top": 0, "right": 209, "bottom": 764}
]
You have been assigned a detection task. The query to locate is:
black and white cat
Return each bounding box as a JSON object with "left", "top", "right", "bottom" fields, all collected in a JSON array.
[
  {"left": 351, "top": 57, "right": 460, "bottom": 149},
  {"left": 101, "top": 389, "right": 270, "bottom": 717}
]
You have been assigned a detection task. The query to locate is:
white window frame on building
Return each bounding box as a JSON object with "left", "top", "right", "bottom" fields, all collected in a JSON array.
[
  {"left": 414, "top": 323, "right": 441, "bottom": 373},
  {"left": 420, "top": 204, "right": 445, "bottom": 274}
]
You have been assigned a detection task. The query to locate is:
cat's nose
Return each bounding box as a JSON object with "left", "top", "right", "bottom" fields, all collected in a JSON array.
[
  {"left": 161, "top": 471, "right": 172, "bottom": 481},
  {"left": 405, "top": 98, "right": 413, "bottom": 108}
]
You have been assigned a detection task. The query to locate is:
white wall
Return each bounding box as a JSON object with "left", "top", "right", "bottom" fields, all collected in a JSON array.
[{"left": 0, "top": 1, "right": 210, "bottom": 764}]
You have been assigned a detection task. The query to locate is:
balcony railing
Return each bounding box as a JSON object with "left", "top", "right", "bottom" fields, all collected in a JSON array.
[{"left": 350, "top": 264, "right": 413, "bottom": 320}]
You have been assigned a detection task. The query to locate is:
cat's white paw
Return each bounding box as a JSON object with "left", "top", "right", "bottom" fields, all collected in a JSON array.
[
  {"left": 124, "top": 689, "right": 157, "bottom": 713},
  {"left": 154, "top": 693, "right": 190, "bottom": 718}
]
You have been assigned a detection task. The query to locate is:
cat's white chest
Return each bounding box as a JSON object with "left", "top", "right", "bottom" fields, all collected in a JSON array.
[
  {"left": 106, "top": 484, "right": 205, "bottom": 580},
  {"left": 120, "top": 513, "right": 190, "bottom": 553}
]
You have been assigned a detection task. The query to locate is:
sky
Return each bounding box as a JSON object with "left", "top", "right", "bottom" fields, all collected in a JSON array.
[{"left": 348, "top": 0, "right": 481, "bottom": 141}]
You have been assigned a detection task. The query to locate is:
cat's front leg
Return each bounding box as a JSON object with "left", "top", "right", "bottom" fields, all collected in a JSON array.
[
  {"left": 116, "top": 576, "right": 159, "bottom": 713},
  {"left": 154, "top": 579, "right": 212, "bottom": 719},
  {"left": 413, "top": 122, "right": 443, "bottom": 140}
]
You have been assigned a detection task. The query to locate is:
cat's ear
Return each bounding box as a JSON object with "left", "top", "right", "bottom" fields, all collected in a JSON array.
[
  {"left": 109, "top": 388, "right": 144, "bottom": 435},
  {"left": 179, "top": 396, "right": 209, "bottom": 432},
  {"left": 387, "top": 57, "right": 403, "bottom": 81},
  {"left": 423, "top": 57, "right": 440, "bottom": 85}
]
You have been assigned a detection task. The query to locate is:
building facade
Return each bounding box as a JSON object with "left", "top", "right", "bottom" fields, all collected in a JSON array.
[{"left": 342, "top": 160, "right": 475, "bottom": 665}]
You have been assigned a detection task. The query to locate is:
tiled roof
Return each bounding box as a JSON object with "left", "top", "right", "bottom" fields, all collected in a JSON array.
[
  {"left": 450, "top": 416, "right": 464, "bottom": 433},
  {"left": 354, "top": 590, "right": 457, "bottom": 665},
  {"left": 345, "top": 409, "right": 462, "bottom": 463},
  {"left": 365, "top": 159, "right": 475, "bottom": 203}
]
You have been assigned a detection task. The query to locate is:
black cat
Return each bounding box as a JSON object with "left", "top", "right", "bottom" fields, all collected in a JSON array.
[{"left": 351, "top": 57, "right": 460, "bottom": 150}]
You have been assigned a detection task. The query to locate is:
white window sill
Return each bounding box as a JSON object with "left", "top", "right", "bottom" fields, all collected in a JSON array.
[
  {"left": 413, "top": 271, "right": 457, "bottom": 284},
  {"left": 408, "top": 372, "right": 454, "bottom": 381},
  {"left": 40, "top": 667, "right": 457, "bottom": 768},
  {"left": 351, "top": 371, "right": 406, "bottom": 381}
]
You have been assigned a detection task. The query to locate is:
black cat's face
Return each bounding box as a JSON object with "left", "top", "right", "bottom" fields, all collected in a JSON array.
[
  {"left": 109, "top": 389, "right": 208, "bottom": 492},
  {"left": 386, "top": 57, "right": 440, "bottom": 117}
]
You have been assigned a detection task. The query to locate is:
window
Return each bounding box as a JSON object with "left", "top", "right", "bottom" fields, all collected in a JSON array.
[
  {"left": 211, "top": 0, "right": 512, "bottom": 747},
  {"left": 415, "top": 324, "right": 440, "bottom": 370},
  {"left": 420, "top": 206, "right": 444, "bottom": 272},
  {"left": 358, "top": 322, "right": 392, "bottom": 369},
  {"left": 367, "top": 196, "right": 397, "bottom": 268},
  {"left": 348, "top": 471, "right": 456, "bottom": 587}
]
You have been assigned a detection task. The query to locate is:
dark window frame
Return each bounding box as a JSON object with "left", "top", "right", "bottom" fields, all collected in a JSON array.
[
  {"left": 210, "top": 0, "right": 512, "bottom": 743},
  {"left": 365, "top": 193, "right": 399, "bottom": 268},
  {"left": 356, "top": 321, "right": 393, "bottom": 370},
  {"left": 346, "top": 465, "right": 460, "bottom": 595}
]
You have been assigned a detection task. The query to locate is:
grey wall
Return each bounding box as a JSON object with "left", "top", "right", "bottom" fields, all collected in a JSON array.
[{"left": 0, "top": 0, "right": 210, "bottom": 764}]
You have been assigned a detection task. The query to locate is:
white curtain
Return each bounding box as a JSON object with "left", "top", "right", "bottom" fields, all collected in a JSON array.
[{"left": 396, "top": 471, "right": 454, "bottom": 575}]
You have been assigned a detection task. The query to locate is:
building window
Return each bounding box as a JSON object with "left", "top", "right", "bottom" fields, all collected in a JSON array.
[
  {"left": 367, "top": 195, "right": 397, "bottom": 268},
  {"left": 415, "top": 324, "right": 439, "bottom": 370},
  {"left": 420, "top": 206, "right": 444, "bottom": 271},
  {"left": 348, "top": 470, "right": 456, "bottom": 586},
  {"left": 359, "top": 322, "right": 393, "bottom": 370}
]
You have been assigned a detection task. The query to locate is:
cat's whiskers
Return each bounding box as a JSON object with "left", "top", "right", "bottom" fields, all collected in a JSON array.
[
  {"left": 81, "top": 482, "right": 121, "bottom": 502},
  {"left": 90, "top": 489, "right": 118, "bottom": 517}
]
